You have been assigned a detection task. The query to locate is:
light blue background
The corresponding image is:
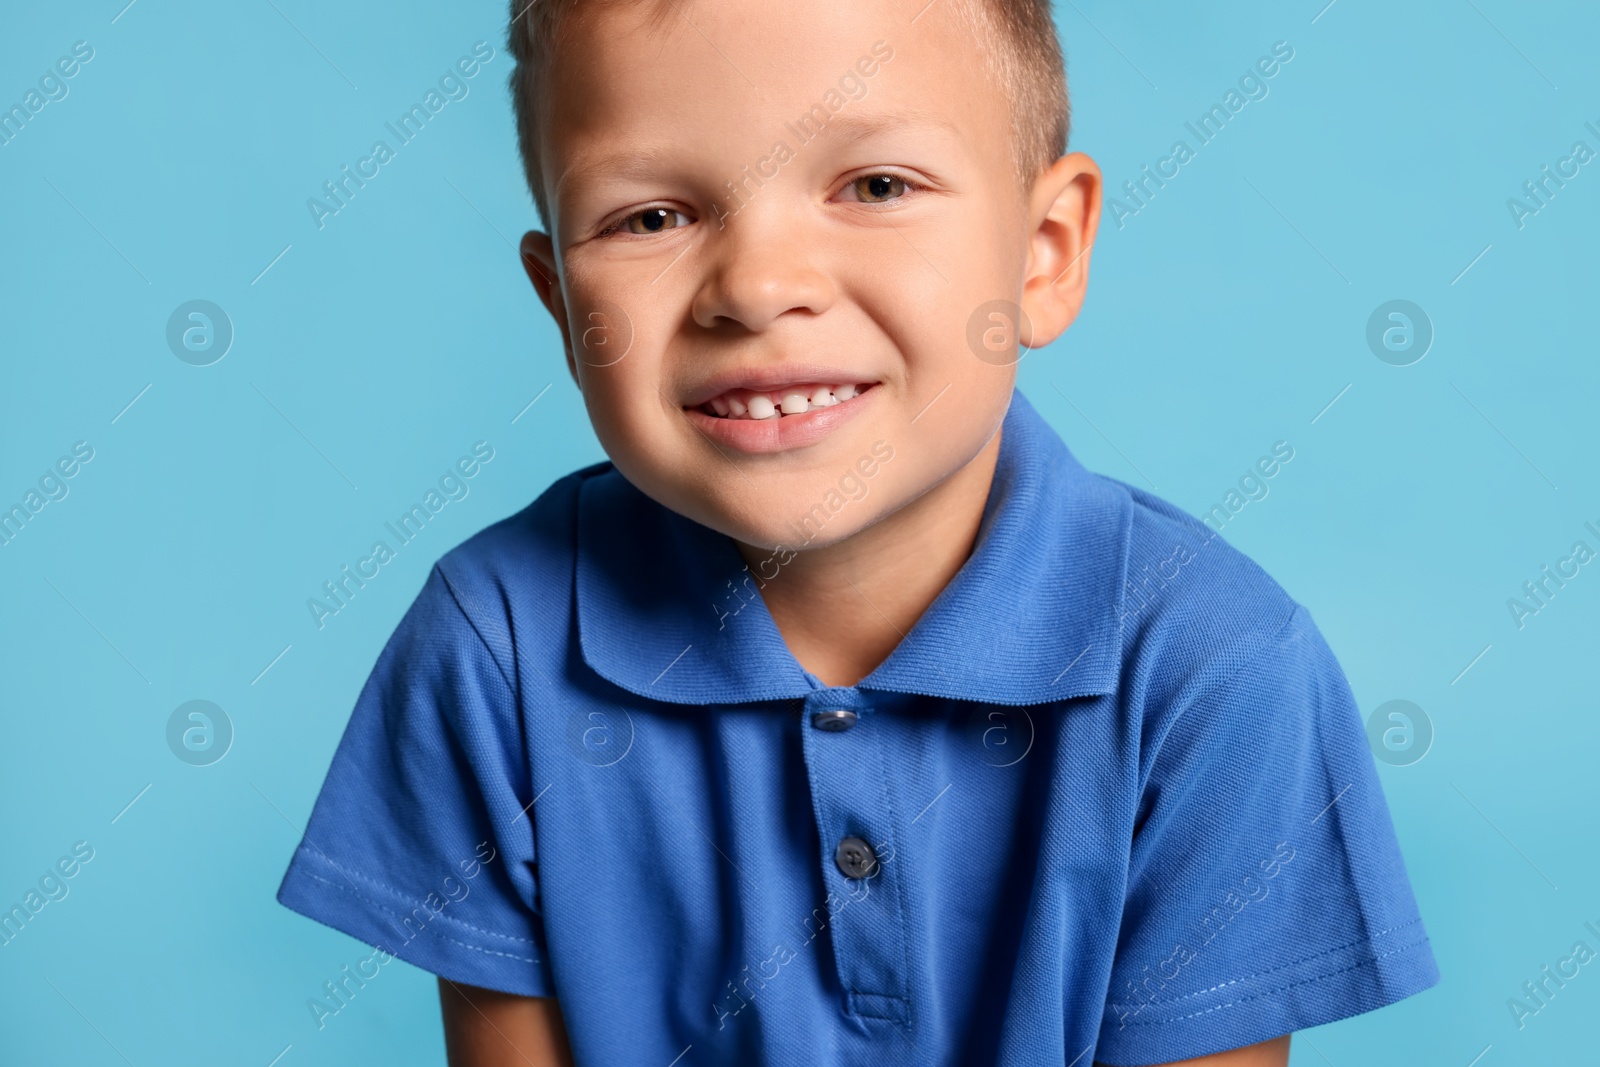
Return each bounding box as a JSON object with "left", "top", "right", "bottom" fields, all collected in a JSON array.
[{"left": 1, "top": 0, "right": 1595, "bottom": 1063}]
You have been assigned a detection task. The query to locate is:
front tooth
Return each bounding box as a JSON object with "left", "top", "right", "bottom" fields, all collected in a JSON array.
[
  {"left": 746, "top": 394, "right": 777, "bottom": 419},
  {"left": 834, "top": 383, "right": 858, "bottom": 400},
  {"left": 779, "top": 391, "right": 810, "bottom": 415},
  {"left": 727, "top": 395, "right": 747, "bottom": 417},
  {"left": 710, "top": 396, "right": 730, "bottom": 416},
  {"left": 809, "top": 387, "right": 835, "bottom": 407}
]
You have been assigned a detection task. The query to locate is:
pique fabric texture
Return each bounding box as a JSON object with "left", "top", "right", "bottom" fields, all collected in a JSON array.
[{"left": 276, "top": 389, "right": 1438, "bottom": 1065}]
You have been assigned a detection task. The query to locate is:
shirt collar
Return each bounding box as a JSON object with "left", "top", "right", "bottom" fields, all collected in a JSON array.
[{"left": 575, "top": 388, "right": 1130, "bottom": 706}]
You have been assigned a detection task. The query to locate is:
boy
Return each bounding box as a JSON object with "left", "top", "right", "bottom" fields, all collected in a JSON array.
[{"left": 277, "top": 0, "right": 1439, "bottom": 1063}]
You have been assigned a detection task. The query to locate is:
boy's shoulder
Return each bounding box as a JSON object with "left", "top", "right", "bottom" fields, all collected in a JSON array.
[
  {"left": 987, "top": 391, "right": 1326, "bottom": 713},
  {"left": 1105, "top": 470, "right": 1340, "bottom": 737},
  {"left": 1116, "top": 475, "right": 1303, "bottom": 652},
  {"left": 419, "top": 458, "right": 617, "bottom": 666},
  {"left": 439, "top": 457, "right": 606, "bottom": 569},
  {"left": 443, "top": 457, "right": 612, "bottom": 568}
]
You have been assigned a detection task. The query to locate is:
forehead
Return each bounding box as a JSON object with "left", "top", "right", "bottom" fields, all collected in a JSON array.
[{"left": 536, "top": 0, "right": 1011, "bottom": 201}]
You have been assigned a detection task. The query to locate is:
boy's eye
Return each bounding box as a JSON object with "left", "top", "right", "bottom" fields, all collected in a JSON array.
[
  {"left": 845, "top": 174, "right": 908, "bottom": 204},
  {"left": 617, "top": 207, "right": 691, "bottom": 235}
]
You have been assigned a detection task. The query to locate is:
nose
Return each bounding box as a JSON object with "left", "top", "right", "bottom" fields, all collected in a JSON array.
[{"left": 689, "top": 207, "right": 836, "bottom": 331}]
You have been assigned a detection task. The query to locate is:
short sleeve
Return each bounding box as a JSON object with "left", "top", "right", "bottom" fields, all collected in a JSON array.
[
  {"left": 1095, "top": 605, "right": 1438, "bottom": 1065},
  {"left": 275, "top": 564, "right": 557, "bottom": 998}
]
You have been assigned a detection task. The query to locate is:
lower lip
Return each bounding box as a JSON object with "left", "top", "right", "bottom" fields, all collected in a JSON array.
[{"left": 683, "top": 386, "right": 878, "bottom": 454}]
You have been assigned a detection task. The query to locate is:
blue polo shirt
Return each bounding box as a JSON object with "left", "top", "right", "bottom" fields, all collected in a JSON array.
[{"left": 277, "top": 389, "right": 1438, "bottom": 1065}]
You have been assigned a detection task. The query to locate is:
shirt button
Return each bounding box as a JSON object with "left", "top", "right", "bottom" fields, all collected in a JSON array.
[
  {"left": 834, "top": 836, "right": 879, "bottom": 879},
  {"left": 811, "top": 708, "right": 858, "bottom": 732}
]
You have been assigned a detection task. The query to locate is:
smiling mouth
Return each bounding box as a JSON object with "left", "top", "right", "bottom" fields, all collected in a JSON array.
[{"left": 695, "top": 382, "right": 876, "bottom": 420}]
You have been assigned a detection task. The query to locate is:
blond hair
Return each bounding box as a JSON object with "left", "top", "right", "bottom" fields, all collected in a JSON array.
[{"left": 506, "top": 0, "right": 1069, "bottom": 228}]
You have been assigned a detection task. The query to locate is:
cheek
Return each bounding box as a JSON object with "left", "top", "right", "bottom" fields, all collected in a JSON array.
[
  {"left": 566, "top": 285, "right": 641, "bottom": 371},
  {"left": 578, "top": 362, "right": 665, "bottom": 465},
  {"left": 562, "top": 275, "right": 670, "bottom": 442},
  {"left": 858, "top": 204, "right": 1023, "bottom": 366},
  {"left": 875, "top": 210, "right": 1024, "bottom": 400}
]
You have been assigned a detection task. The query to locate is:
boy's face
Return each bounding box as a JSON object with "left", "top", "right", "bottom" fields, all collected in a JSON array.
[{"left": 523, "top": 0, "right": 1096, "bottom": 552}]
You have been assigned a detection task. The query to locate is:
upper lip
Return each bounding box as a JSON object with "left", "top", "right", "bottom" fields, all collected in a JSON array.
[{"left": 681, "top": 363, "right": 879, "bottom": 408}]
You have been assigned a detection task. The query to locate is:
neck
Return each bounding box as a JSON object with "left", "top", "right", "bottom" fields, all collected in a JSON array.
[{"left": 736, "top": 428, "right": 1003, "bottom": 687}]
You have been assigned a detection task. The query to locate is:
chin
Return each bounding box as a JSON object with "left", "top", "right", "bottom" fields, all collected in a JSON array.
[
  {"left": 609, "top": 418, "right": 914, "bottom": 551},
  {"left": 696, "top": 490, "right": 883, "bottom": 555}
]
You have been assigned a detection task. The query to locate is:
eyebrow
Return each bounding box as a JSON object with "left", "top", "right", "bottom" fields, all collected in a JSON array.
[
  {"left": 797, "top": 108, "right": 965, "bottom": 146},
  {"left": 552, "top": 142, "right": 684, "bottom": 205},
  {"left": 553, "top": 108, "right": 963, "bottom": 202}
]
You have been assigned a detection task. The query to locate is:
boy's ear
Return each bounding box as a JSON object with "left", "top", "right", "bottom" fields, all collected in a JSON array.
[
  {"left": 519, "top": 230, "right": 580, "bottom": 389},
  {"left": 1018, "top": 152, "right": 1102, "bottom": 350}
]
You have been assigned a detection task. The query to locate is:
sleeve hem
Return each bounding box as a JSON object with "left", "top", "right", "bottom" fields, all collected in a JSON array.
[
  {"left": 276, "top": 845, "right": 558, "bottom": 1000},
  {"left": 1094, "top": 930, "right": 1440, "bottom": 1066}
]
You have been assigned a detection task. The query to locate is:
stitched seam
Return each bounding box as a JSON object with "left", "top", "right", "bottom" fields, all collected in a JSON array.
[
  {"left": 294, "top": 844, "right": 537, "bottom": 945},
  {"left": 872, "top": 721, "right": 915, "bottom": 1030},
  {"left": 1104, "top": 917, "right": 1425, "bottom": 1010},
  {"left": 295, "top": 868, "right": 542, "bottom": 963},
  {"left": 435, "top": 563, "right": 518, "bottom": 701},
  {"left": 845, "top": 989, "right": 911, "bottom": 1022},
  {"left": 1111, "top": 935, "right": 1433, "bottom": 1027}
]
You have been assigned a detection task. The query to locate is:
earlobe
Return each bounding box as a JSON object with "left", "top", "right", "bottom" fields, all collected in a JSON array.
[
  {"left": 519, "top": 230, "right": 580, "bottom": 389},
  {"left": 1018, "top": 152, "right": 1102, "bottom": 349}
]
